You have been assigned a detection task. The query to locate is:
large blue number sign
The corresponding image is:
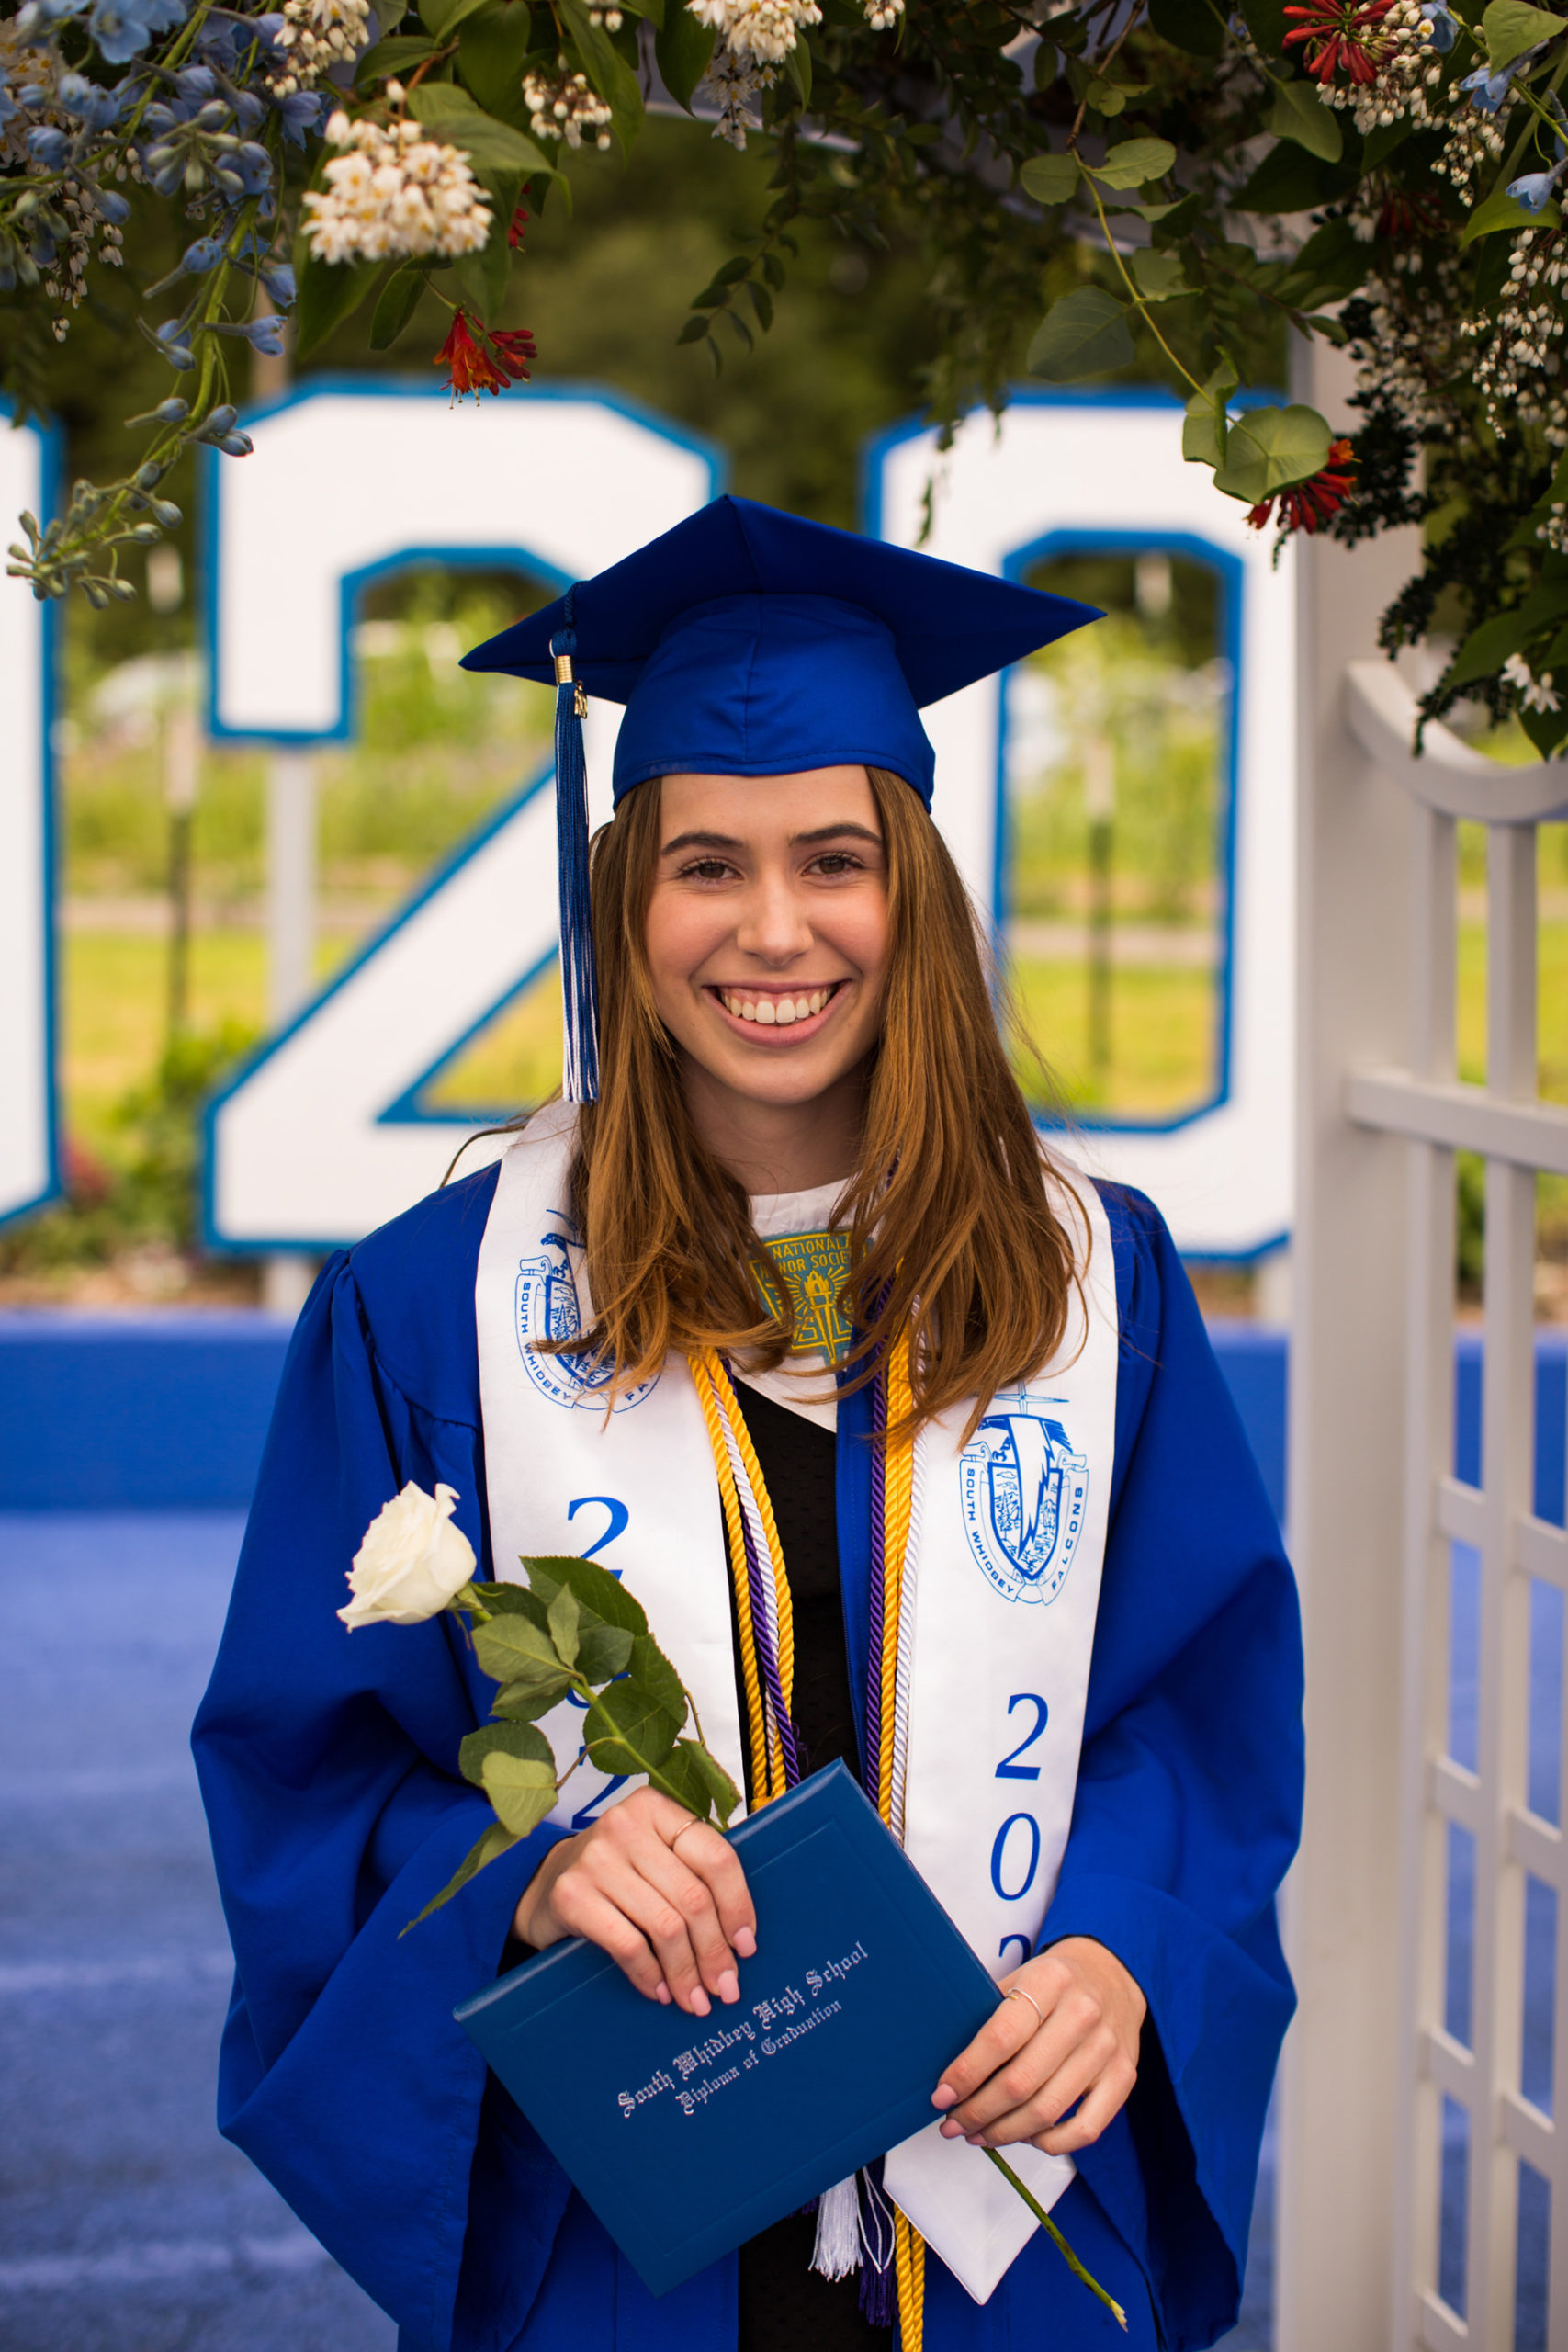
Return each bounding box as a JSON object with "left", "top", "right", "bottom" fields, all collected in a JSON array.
[{"left": 0, "top": 401, "right": 60, "bottom": 1231}]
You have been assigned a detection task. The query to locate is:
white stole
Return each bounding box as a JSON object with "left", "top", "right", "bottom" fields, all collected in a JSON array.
[{"left": 475, "top": 1102, "right": 1119, "bottom": 2304}]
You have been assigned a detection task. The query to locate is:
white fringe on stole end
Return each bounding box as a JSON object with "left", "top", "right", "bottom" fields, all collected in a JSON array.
[{"left": 810, "top": 2177, "right": 863, "bottom": 2280}]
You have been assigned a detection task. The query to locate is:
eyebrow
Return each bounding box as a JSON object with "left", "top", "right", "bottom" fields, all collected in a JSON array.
[{"left": 659, "top": 822, "right": 884, "bottom": 856}]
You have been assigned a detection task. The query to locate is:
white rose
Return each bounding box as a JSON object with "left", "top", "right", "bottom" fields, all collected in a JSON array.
[{"left": 339, "top": 1481, "right": 477, "bottom": 1628}]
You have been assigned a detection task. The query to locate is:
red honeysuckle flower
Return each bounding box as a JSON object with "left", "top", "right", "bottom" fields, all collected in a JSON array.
[
  {"left": 509, "top": 203, "right": 529, "bottom": 249},
  {"left": 434, "top": 310, "right": 538, "bottom": 400},
  {"left": 1375, "top": 188, "right": 1444, "bottom": 240},
  {"left": 1282, "top": 0, "right": 1393, "bottom": 82},
  {"left": 1247, "top": 439, "right": 1357, "bottom": 536}
]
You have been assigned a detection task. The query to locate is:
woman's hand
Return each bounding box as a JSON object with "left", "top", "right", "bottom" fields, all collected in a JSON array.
[
  {"left": 931, "top": 1937, "right": 1146, "bottom": 2156},
  {"left": 513, "top": 1787, "right": 756, "bottom": 2018}
]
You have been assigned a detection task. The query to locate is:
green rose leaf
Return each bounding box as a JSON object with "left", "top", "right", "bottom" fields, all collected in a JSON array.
[
  {"left": 459, "top": 1719, "right": 554, "bottom": 1787},
  {"left": 1020, "top": 153, "right": 1081, "bottom": 206},
  {"left": 480, "top": 1751, "right": 559, "bottom": 1834},
  {"left": 584, "top": 1679, "right": 683, "bottom": 1778},
  {"left": 1268, "top": 78, "right": 1343, "bottom": 162},
  {"left": 401, "top": 1817, "right": 519, "bottom": 1933},
  {"left": 1131, "top": 247, "right": 1188, "bottom": 300},
  {"left": 547, "top": 1583, "right": 581, "bottom": 1668},
  {"left": 492, "top": 1672, "right": 573, "bottom": 1719},
  {"left": 292, "top": 252, "right": 382, "bottom": 363},
  {"left": 664, "top": 1736, "right": 741, "bottom": 1827},
  {"left": 1025, "top": 288, "right": 1135, "bottom": 382},
  {"left": 368, "top": 262, "right": 428, "bottom": 352},
  {"left": 523, "top": 1555, "right": 649, "bottom": 1635},
  {"left": 655, "top": 1, "right": 716, "bottom": 108},
  {"left": 575, "top": 1620, "right": 636, "bottom": 1680},
  {"left": 472, "top": 1610, "right": 565, "bottom": 1684},
  {"left": 1212, "top": 402, "right": 1333, "bottom": 502},
  {"left": 1483, "top": 0, "right": 1564, "bottom": 69},
  {"left": 1089, "top": 136, "right": 1177, "bottom": 188},
  {"left": 468, "top": 1580, "right": 551, "bottom": 1627},
  {"left": 1461, "top": 184, "right": 1563, "bottom": 243},
  {"left": 626, "top": 1632, "right": 688, "bottom": 1724}
]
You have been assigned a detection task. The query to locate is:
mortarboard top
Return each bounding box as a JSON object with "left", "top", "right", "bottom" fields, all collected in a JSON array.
[
  {"left": 459, "top": 495, "right": 1100, "bottom": 1102},
  {"left": 461, "top": 495, "right": 1100, "bottom": 809}
]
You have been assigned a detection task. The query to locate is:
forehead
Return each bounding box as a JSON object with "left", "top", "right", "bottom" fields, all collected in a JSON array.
[{"left": 655, "top": 766, "right": 878, "bottom": 843}]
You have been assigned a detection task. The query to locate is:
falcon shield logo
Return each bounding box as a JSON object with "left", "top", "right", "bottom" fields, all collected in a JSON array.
[
  {"left": 515, "top": 1227, "right": 657, "bottom": 1412},
  {"left": 960, "top": 1392, "right": 1089, "bottom": 1605}
]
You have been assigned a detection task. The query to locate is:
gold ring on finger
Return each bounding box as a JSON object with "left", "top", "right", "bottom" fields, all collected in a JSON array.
[{"left": 1006, "top": 1985, "right": 1044, "bottom": 2031}]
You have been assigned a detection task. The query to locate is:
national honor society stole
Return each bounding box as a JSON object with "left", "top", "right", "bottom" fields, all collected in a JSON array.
[{"left": 474, "top": 1103, "right": 1120, "bottom": 2307}]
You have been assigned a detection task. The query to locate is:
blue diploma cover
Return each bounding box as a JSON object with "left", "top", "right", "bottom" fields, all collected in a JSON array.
[{"left": 455, "top": 1763, "right": 1002, "bottom": 2294}]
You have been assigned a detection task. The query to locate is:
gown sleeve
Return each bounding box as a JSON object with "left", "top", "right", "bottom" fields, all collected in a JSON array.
[
  {"left": 1037, "top": 1185, "right": 1304, "bottom": 2352},
  {"left": 191, "top": 1215, "right": 573, "bottom": 2352}
]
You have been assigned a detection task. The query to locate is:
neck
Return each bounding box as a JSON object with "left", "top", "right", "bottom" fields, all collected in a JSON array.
[{"left": 678, "top": 1056, "right": 869, "bottom": 1196}]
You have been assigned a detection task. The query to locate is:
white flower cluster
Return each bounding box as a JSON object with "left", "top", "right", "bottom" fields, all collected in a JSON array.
[
  {"left": 271, "top": 0, "right": 374, "bottom": 96},
  {"left": 689, "top": 0, "right": 822, "bottom": 63},
  {"left": 522, "top": 60, "right": 614, "bottom": 149},
  {"left": 1504, "top": 651, "right": 1562, "bottom": 713},
  {"left": 1461, "top": 232, "right": 1568, "bottom": 443},
  {"left": 301, "top": 108, "right": 492, "bottom": 264},
  {"left": 698, "top": 40, "right": 779, "bottom": 148},
  {"left": 1434, "top": 102, "right": 1507, "bottom": 197},
  {"left": 1538, "top": 499, "right": 1568, "bottom": 553},
  {"left": 1316, "top": 0, "right": 1441, "bottom": 133},
  {"left": 42, "top": 175, "right": 123, "bottom": 339},
  {"left": 1343, "top": 256, "right": 1465, "bottom": 435}
]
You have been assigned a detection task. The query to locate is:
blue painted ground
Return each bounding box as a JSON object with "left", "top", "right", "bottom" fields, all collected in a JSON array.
[
  {"left": 0, "top": 1508, "right": 1277, "bottom": 2350},
  {"left": 0, "top": 1512, "right": 395, "bottom": 2352}
]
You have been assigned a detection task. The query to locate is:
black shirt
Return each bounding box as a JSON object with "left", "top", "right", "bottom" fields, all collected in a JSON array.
[{"left": 731, "top": 1380, "right": 889, "bottom": 2352}]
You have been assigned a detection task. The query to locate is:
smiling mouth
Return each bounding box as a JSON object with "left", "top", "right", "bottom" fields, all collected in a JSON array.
[{"left": 710, "top": 982, "right": 844, "bottom": 1028}]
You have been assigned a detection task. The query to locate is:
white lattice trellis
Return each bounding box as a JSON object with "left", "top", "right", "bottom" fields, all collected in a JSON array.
[{"left": 1346, "top": 661, "right": 1568, "bottom": 2347}]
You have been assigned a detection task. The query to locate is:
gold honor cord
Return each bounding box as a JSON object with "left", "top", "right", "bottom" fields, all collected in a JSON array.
[{"left": 691, "top": 1333, "right": 928, "bottom": 2347}]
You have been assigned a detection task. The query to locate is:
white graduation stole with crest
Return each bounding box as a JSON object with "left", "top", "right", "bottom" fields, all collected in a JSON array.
[{"left": 474, "top": 1102, "right": 1120, "bottom": 2306}]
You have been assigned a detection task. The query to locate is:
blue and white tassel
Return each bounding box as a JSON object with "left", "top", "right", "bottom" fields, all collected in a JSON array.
[{"left": 551, "top": 590, "right": 599, "bottom": 1103}]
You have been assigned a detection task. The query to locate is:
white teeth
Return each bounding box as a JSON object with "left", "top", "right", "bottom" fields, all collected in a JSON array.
[{"left": 719, "top": 986, "right": 835, "bottom": 1024}]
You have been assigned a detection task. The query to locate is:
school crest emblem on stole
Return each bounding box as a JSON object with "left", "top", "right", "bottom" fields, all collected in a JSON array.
[
  {"left": 959, "top": 1393, "right": 1089, "bottom": 1605},
  {"left": 514, "top": 1228, "right": 657, "bottom": 1412}
]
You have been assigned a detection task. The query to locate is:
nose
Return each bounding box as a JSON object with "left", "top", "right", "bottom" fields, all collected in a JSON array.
[{"left": 734, "top": 866, "right": 813, "bottom": 966}]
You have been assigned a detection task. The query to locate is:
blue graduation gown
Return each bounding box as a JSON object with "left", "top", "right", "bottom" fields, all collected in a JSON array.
[{"left": 192, "top": 1168, "right": 1303, "bottom": 2352}]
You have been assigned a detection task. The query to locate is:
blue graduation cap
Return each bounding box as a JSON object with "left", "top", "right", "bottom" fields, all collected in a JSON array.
[{"left": 461, "top": 495, "right": 1100, "bottom": 1101}]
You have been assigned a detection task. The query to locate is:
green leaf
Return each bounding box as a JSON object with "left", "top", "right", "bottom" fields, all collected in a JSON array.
[
  {"left": 472, "top": 1611, "right": 565, "bottom": 1685},
  {"left": 401, "top": 1818, "right": 519, "bottom": 1933},
  {"left": 468, "top": 1580, "right": 551, "bottom": 1627},
  {"left": 671, "top": 1736, "right": 741, "bottom": 1826},
  {"left": 1361, "top": 112, "right": 1415, "bottom": 167},
  {"left": 1461, "top": 182, "right": 1562, "bottom": 243},
  {"left": 1238, "top": 0, "right": 1285, "bottom": 49},
  {"left": 1268, "top": 77, "right": 1343, "bottom": 160},
  {"left": 627, "top": 1632, "right": 687, "bottom": 1724},
  {"left": 655, "top": 1, "right": 715, "bottom": 108},
  {"left": 480, "top": 1751, "right": 558, "bottom": 1834},
  {"left": 784, "top": 30, "right": 812, "bottom": 104},
  {"left": 368, "top": 262, "right": 429, "bottom": 351},
  {"left": 1020, "top": 152, "right": 1081, "bottom": 206},
  {"left": 1089, "top": 137, "right": 1177, "bottom": 188},
  {"left": 453, "top": 169, "right": 519, "bottom": 319},
  {"left": 575, "top": 1619, "right": 636, "bottom": 1680},
  {"left": 676, "top": 314, "right": 712, "bottom": 345},
  {"left": 1212, "top": 401, "right": 1333, "bottom": 502},
  {"left": 459, "top": 1719, "right": 554, "bottom": 1787},
  {"left": 293, "top": 253, "right": 382, "bottom": 364},
  {"left": 1234, "top": 138, "right": 1351, "bottom": 209},
  {"left": 1025, "top": 288, "right": 1135, "bottom": 382},
  {"left": 355, "top": 33, "right": 443, "bottom": 83},
  {"left": 1521, "top": 695, "right": 1568, "bottom": 755},
  {"left": 406, "top": 82, "right": 559, "bottom": 175},
  {"left": 1146, "top": 187, "right": 1206, "bottom": 243},
  {"left": 492, "top": 1673, "right": 572, "bottom": 1719},
  {"left": 560, "top": 0, "right": 644, "bottom": 130},
  {"left": 1087, "top": 77, "right": 1128, "bottom": 113},
  {"left": 1182, "top": 360, "right": 1237, "bottom": 466},
  {"left": 583, "top": 1678, "right": 683, "bottom": 1779},
  {"left": 547, "top": 1583, "right": 581, "bottom": 1668},
  {"left": 523, "top": 1555, "right": 648, "bottom": 1635},
  {"left": 1483, "top": 0, "right": 1564, "bottom": 69},
  {"left": 422, "top": 0, "right": 493, "bottom": 36},
  {"left": 1444, "top": 610, "right": 1529, "bottom": 689},
  {"left": 456, "top": 1, "right": 538, "bottom": 120},
  {"left": 1147, "top": 0, "right": 1225, "bottom": 55},
  {"left": 1131, "top": 246, "right": 1188, "bottom": 300},
  {"left": 747, "top": 278, "right": 774, "bottom": 331}
]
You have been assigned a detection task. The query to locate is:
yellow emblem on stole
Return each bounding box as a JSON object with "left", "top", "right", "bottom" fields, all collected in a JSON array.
[{"left": 755, "top": 1229, "right": 852, "bottom": 1360}]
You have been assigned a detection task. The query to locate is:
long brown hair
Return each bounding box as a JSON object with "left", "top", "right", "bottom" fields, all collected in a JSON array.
[{"left": 566, "top": 766, "right": 1081, "bottom": 1441}]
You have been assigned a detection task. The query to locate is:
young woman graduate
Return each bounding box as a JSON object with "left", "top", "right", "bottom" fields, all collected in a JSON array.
[{"left": 193, "top": 496, "right": 1303, "bottom": 2352}]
